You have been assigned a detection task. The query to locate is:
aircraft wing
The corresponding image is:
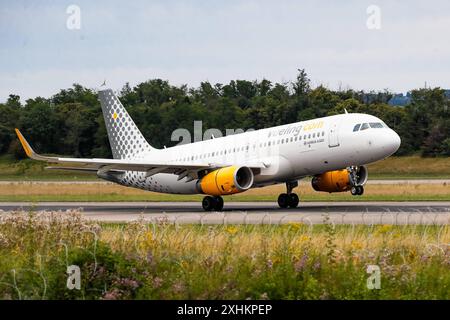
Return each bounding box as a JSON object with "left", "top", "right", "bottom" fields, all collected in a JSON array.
[{"left": 15, "top": 129, "right": 267, "bottom": 178}]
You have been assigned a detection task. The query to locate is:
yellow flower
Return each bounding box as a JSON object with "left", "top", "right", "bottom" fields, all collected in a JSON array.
[
  {"left": 350, "top": 240, "right": 363, "bottom": 250},
  {"left": 144, "top": 231, "right": 155, "bottom": 247},
  {"left": 287, "top": 222, "right": 303, "bottom": 231},
  {"left": 408, "top": 249, "right": 417, "bottom": 260},
  {"left": 272, "top": 257, "right": 281, "bottom": 265},
  {"left": 226, "top": 226, "right": 238, "bottom": 235},
  {"left": 375, "top": 224, "right": 393, "bottom": 235},
  {"left": 392, "top": 232, "right": 401, "bottom": 239},
  {"left": 299, "top": 235, "right": 310, "bottom": 242}
]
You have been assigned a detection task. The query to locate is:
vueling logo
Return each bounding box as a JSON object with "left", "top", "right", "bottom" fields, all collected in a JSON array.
[{"left": 267, "top": 125, "right": 302, "bottom": 138}]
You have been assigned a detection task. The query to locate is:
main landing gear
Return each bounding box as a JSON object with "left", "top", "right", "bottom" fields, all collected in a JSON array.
[
  {"left": 202, "top": 195, "right": 224, "bottom": 211},
  {"left": 351, "top": 185, "right": 364, "bottom": 196},
  {"left": 278, "top": 181, "right": 299, "bottom": 209}
]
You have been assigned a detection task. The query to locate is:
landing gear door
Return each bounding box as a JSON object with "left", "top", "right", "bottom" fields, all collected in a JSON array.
[{"left": 328, "top": 122, "right": 340, "bottom": 147}]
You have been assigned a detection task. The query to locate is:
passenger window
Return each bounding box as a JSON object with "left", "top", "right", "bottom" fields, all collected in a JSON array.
[
  {"left": 353, "top": 124, "right": 361, "bottom": 132},
  {"left": 360, "top": 123, "right": 369, "bottom": 130}
]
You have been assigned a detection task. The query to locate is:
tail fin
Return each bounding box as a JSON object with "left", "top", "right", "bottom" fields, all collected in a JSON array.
[{"left": 98, "top": 89, "right": 154, "bottom": 159}]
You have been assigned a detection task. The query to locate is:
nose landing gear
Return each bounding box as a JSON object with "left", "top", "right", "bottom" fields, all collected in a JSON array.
[
  {"left": 278, "top": 181, "right": 300, "bottom": 209},
  {"left": 351, "top": 185, "right": 364, "bottom": 196}
]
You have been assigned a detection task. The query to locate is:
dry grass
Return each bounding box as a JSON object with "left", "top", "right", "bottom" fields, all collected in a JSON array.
[{"left": 0, "top": 181, "right": 448, "bottom": 197}]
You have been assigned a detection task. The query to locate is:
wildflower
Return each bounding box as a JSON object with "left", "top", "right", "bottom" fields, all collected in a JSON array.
[
  {"left": 119, "top": 278, "right": 139, "bottom": 290},
  {"left": 0, "top": 233, "right": 9, "bottom": 247},
  {"left": 375, "top": 224, "right": 393, "bottom": 235},
  {"left": 350, "top": 240, "right": 363, "bottom": 250},
  {"left": 287, "top": 222, "right": 303, "bottom": 231},
  {"left": 102, "top": 288, "right": 122, "bottom": 300},
  {"left": 313, "top": 260, "right": 321, "bottom": 271},
  {"left": 146, "top": 252, "right": 154, "bottom": 264},
  {"left": 226, "top": 226, "right": 238, "bottom": 235},
  {"left": 294, "top": 254, "right": 308, "bottom": 272},
  {"left": 152, "top": 277, "right": 163, "bottom": 289},
  {"left": 145, "top": 231, "right": 154, "bottom": 243},
  {"left": 408, "top": 249, "right": 417, "bottom": 260},
  {"left": 299, "top": 235, "right": 310, "bottom": 242},
  {"left": 266, "top": 259, "right": 273, "bottom": 269},
  {"left": 172, "top": 281, "right": 186, "bottom": 294}
]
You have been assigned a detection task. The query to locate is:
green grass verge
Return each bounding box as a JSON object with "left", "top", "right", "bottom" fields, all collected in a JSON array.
[{"left": 0, "top": 212, "right": 448, "bottom": 300}]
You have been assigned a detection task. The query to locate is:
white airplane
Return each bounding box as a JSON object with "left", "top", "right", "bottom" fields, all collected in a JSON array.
[{"left": 15, "top": 88, "right": 401, "bottom": 211}]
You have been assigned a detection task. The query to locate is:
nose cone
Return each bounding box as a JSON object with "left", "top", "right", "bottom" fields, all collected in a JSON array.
[{"left": 384, "top": 129, "right": 401, "bottom": 155}]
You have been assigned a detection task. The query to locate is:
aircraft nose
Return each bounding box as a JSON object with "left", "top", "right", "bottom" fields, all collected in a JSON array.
[{"left": 384, "top": 129, "right": 401, "bottom": 155}]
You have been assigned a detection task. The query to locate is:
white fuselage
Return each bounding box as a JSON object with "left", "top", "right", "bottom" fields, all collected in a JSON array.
[{"left": 106, "top": 113, "right": 401, "bottom": 194}]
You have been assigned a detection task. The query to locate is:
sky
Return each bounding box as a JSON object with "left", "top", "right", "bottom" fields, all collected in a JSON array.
[{"left": 1, "top": 0, "right": 449, "bottom": 102}]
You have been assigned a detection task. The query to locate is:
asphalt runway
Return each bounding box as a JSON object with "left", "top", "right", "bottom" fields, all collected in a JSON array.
[{"left": 0, "top": 201, "right": 449, "bottom": 224}]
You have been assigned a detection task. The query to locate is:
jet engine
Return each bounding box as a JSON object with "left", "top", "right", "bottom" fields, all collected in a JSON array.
[
  {"left": 311, "top": 166, "right": 368, "bottom": 193},
  {"left": 198, "top": 166, "right": 254, "bottom": 196}
]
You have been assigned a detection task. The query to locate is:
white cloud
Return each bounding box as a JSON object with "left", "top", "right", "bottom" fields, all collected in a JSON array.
[{"left": 1, "top": 0, "right": 449, "bottom": 101}]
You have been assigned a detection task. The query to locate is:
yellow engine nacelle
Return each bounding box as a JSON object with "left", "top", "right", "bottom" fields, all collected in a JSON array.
[
  {"left": 198, "top": 166, "right": 254, "bottom": 196},
  {"left": 311, "top": 166, "right": 368, "bottom": 193},
  {"left": 311, "top": 169, "right": 351, "bottom": 193}
]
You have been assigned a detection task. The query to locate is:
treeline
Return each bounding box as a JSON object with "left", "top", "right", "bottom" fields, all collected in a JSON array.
[{"left": 1, "top": 70, "right": 449, "bottom": 159}]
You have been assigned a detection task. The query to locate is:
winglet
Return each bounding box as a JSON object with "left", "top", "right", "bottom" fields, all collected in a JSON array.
[
  {"left": 15, "top": 128, "right": 56, "bottom": 162},
  {"left": 15, "top": 128, "right": 35, "bottom": 158}
]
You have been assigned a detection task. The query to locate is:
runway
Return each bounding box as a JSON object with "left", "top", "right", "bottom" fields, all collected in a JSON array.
[{"left": 0, "top": 201, "right": 449, "bottom": 224}]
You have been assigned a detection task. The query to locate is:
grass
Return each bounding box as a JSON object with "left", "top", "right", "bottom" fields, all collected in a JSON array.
[
  {"left": 1, "top": 155, "right": 450, "bottom": 181},
  {"left": 0, "top": 211, "right": 448, "bottom": 300},
  {"left": 0, "top": 181, "right": 449, "bottom": 202}
]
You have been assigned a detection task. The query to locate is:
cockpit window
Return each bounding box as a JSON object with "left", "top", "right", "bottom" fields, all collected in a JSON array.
[
  {"left": 353, "top": 124, "right": 361, "bottom": 132},
  {"left": 369, "top": 122, "right": 384, "bottom": 128},
  {"left": 360, "top": 123, "right": 370, "bottom": 130}
]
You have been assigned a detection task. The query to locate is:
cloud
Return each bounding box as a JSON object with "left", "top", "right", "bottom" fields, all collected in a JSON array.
[{"left": 1, "top": 0, "right": 449, "bottom": 101}]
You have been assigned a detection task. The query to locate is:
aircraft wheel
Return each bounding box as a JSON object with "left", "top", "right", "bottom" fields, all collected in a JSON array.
[
  {"left": 278, "top": 193, "right": 289, "bottom": 208},
  {"left": 356, "top": 186, "right": 364, "bottom": 196},
  {"left": 214, "top": 196, "right": 224, "bottom": 211},
  {"left": 288, "top": 193, "right": 299, "bottom": 208},
  {"left": 351, "top": 187, "right": 358, "bottom": 196},
  {"left": 202, "top": 196, "right": 216, "bottom": 211}
]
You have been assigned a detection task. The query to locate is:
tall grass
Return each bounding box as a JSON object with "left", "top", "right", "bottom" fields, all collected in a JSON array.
[{"left": 0, "top": 211, "right": 448, "bottom": 299}]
